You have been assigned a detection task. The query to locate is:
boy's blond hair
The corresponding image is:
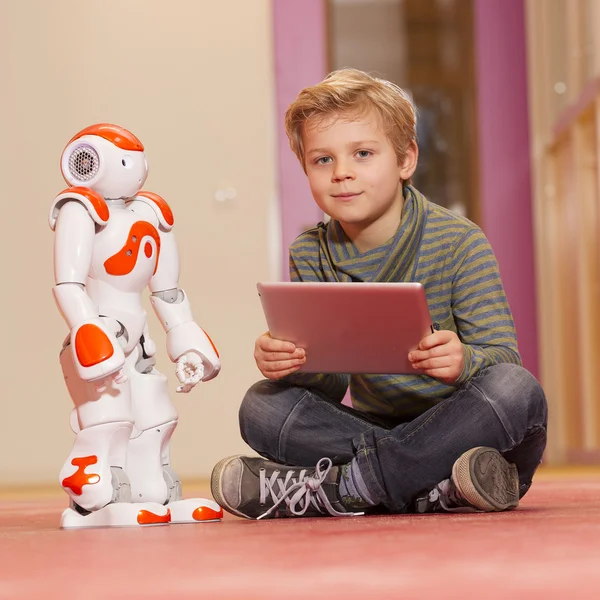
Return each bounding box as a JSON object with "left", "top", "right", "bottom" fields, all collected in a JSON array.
[{"left": 284, "top": 68, "right": 417, "bottom": 173}]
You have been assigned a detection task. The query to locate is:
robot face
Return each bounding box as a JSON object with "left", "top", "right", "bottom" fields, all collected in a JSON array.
[{"left": 61, "top": 124, "right": 149, "bottom": 200}]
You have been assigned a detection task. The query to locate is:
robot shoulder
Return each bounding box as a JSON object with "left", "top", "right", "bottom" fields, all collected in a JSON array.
[
  {"left": 129, "top": 191, "right": 175, "bottom": 231},
  {"left": 49, "top": 186, "right": 109, "bottom": 231}
]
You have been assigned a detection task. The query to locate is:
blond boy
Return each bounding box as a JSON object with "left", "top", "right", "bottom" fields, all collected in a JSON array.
[{"left": 211, "top": 69, "right": 547, "bottom": 519}]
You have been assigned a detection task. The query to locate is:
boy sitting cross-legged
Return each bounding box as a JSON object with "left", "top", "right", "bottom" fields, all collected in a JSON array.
[{"left": 211, "top": 68, "right": 548, "bottom": 520}]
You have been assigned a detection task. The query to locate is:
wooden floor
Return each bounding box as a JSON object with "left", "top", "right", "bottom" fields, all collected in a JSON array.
[{"left": 1, "top": 469, "right": 600, "bottom": 599}]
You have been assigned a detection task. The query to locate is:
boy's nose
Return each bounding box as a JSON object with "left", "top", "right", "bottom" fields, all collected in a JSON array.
[{"left": 332, "top": 162, "right": 354, "bottom": 182}]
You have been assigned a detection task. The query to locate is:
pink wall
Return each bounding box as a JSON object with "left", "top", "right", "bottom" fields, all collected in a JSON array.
[
  {"left": 272, "top": 0, "right": 539, "bottom": 377},
  {"left": 273, "top": 0, "right": 327, "bottom": 281},
  {"left": 474, "top": 0, "right": 539, "bottom": 378}
]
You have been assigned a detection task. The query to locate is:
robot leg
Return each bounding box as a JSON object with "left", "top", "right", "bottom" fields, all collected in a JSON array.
[
  {"left": 58, "top": 334, "right": 170, "bottom": 529},
  {"left": 127, "top": 345, "right": 222, "bottom": 523}
]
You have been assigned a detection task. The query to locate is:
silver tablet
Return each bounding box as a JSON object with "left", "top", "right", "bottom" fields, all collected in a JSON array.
[{"left": 257, "top": 281, "right": 434, "bottom": 374}]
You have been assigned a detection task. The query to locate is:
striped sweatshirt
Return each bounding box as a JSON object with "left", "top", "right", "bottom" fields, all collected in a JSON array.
[{"left": 283, "top": 185, "right": 521, "bottom": 420}]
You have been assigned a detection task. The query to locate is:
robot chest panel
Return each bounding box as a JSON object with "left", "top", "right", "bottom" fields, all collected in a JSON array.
[{"left": 90, "top": 210, "right": 161, "bottom": 291}]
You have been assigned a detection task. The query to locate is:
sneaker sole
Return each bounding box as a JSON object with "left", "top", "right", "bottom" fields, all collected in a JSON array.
[
  {"left": 210, "top": 455, "right": 252, "bottom": 519},
  {"left": 452, "top": 447, "right": 519, "bottom": 512}
]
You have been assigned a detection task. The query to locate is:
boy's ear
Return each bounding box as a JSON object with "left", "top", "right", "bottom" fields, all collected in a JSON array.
[{"left": 399, "top": 140, "right": 418, "bottom": 180}]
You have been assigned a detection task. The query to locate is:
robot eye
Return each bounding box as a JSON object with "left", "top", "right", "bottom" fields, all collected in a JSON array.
[{"left": 121, "top": 156, "right": 133, "bottom": 168}]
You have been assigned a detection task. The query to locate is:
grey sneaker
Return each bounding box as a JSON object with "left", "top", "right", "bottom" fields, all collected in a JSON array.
[
  {"left": 414, "top": 447, "right": 519, "bottom": 513},
  {"left": 210, "top": 455, "right": 363, "bottom": 520}
]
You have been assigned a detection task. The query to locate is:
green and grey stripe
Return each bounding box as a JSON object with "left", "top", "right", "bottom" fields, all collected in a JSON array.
[{"left": 285, "top": 186, "right": 521, "bottom": 420}]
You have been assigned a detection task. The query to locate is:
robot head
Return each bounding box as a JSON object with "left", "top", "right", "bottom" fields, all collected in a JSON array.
[{"left": 60, "top": 123, "right": 148, "bottom": 200}]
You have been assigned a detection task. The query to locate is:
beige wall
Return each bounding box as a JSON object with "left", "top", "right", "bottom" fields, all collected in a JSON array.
[{"left": 0, "top": 0, "right": 277, "bottom": 486}]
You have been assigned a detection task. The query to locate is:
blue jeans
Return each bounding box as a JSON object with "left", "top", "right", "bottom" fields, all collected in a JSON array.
[{"left": 238, "top": 363, "right": 548, "bottom": 512}]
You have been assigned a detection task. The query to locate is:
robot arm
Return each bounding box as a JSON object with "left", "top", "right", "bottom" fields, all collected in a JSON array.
[
  {"left": 52, "top": 199, "right": 126, "bottom": 386},
  {"left": 129, "top": 194, "right": 221, "bottom": 388},
  {"left": 150, "top": 287, "right": 221, "bottom": 385}
]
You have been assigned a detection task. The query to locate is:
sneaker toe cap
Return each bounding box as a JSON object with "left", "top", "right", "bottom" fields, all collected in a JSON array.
[{"left": 211, "top": 456, "right": 244, "bottom": 510}]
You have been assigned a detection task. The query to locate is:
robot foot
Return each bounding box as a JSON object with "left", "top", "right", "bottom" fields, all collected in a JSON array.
[
  {"left": 166, "top": 498, "right": 223, "bottom": 524},
  {"left": 60, "top": 502, "right": 171, "bottom": 529}
]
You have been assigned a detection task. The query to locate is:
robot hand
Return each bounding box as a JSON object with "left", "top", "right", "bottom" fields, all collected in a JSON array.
[
  {"left": 175, "top": 351, "right": 205, "bottom": 394},
  {"left": 150, "top": 290, "right": 221, "bottom": 383}
]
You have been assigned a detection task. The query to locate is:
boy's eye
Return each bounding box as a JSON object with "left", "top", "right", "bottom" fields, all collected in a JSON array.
[
  {"left": 316, "top": 156, "right": 332, "bottom": 165},
  {"left": 356, "top": 150, "right": 372, "bottom": 159}
]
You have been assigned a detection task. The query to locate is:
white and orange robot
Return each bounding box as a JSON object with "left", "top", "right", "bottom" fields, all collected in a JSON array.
[{"left": 49, "top": 123, "right": 223, "bottom": 528}]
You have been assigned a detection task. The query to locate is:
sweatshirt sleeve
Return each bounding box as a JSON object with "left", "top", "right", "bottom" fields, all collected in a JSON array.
[{"left": 450, "top": 227, "right": 522, "bottom": 385}]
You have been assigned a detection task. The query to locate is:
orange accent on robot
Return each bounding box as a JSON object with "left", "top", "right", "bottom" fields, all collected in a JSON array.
[
  {"left": 202, "top": 329, "right": 220, "bottom": 358},
  {"left": 192, "top": 506, "right": 223, "bottom": 521},
  {"left": 62, "top": 456, "right": 101, "bottom": 496},
  {"left": 137, "top": 509, "right": 171, "bottom": 525},
  {"left": 137, "top": 191, "right": 175, "bottom": 227},
  {"left": 75, "top": 324, "right": 115, "bottom": 367},
  {"left": 104, "top": 222, "right": 161, "bottom": 276},
  {"left": 59, "top": 186, "right": 110, "bottom": 222},
  {"left": 68, "top": 123, "right": 144, "bottom": 152}
]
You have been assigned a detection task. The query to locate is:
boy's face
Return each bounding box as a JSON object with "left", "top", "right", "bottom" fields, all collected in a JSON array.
[{"left": 302, "top": 109, "right": 415, "bottom": 241}]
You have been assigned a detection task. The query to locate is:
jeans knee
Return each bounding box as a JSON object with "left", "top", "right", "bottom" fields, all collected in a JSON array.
[
  {"left": 238, "top": 379, "right": 304, "bottom": 458},
  {"left": 477, "top": 363, "right": 548, "bottom": 430},
  {"left": 239, "top": 380, "right": 275, "bottom": 446}
]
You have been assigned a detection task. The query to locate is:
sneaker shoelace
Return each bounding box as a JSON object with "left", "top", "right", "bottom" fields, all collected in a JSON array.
[
  {"left": 257, "top": 457, "right": 362, "bottom": 520},
  {"left": 429, "top": 479, "right": 478, "bottom": 513}
]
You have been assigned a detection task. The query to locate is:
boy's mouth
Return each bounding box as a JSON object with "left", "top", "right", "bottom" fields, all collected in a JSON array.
[{"left": 332, "top": 192, "right": 363, "bottom": 199}]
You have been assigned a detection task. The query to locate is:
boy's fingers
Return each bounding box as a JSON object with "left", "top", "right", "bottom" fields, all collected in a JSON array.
[
  {"left": 259, "top": 350, "right": 304, "bottom": 362},
  {"left": 418, "top": 330, "right": 453, "bottom": 350},
  {"left": 262, "top": 363, "right": 304, "bottom": 379},
  {"left": 261, "top": 358, "right": 306, "bottom": 373},
  {"left": 411, "top": 357, "right": 451, "bottom": 370},
  {"left": 255, "top": 348, "right": 304, "bottom": 362},
  {"left": 258, "top": 336, "right": 297, "bottom": 353},
  {"left": 409, "top": 346, "right": 446, "bottom": 361}
]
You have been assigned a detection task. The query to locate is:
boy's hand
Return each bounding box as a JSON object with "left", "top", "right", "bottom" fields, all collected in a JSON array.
[
  {"left": 254, "top": 331, "right": 306, "bottom": 379},
  {"left": 408, "top": 330, "right": 464, "bottom": 384}
]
